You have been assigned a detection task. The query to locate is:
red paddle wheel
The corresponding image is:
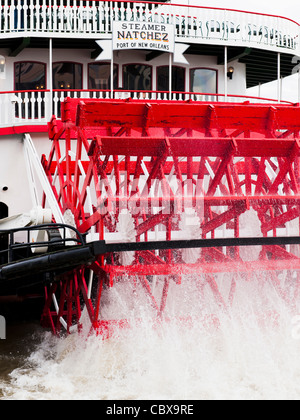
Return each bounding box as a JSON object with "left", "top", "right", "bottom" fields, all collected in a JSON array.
[{"left": 40, "top": 98, "right": 300, "bottom": 336}]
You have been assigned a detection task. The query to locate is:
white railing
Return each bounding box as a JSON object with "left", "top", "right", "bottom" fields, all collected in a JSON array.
[
  {"left": 0, "top": 90, "right": 50, "bottom": 128},
  {"left": 0, "top": 1, "right": 299, "bottom": 53},
  {"left": 0, "top": 89, "right": 293, "bottom": 130}
]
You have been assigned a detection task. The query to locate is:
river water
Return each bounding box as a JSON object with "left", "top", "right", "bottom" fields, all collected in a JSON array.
[{"left": 1, "top": 278, "right": 300, "bottom": 400}]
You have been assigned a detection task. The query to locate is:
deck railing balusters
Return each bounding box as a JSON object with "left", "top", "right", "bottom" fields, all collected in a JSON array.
[{"left": 0, "top": 1, "right": 297, "bottom": 52}]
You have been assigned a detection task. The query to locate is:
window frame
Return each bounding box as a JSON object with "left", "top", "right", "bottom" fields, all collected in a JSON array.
[
  {"left": 52, "top": 61, "right": 83, "bottom": 90},
  {"left": 14, "top": 61, "right": 47, "bottom": 92},
  {"left": 88, "top": 61, "right": 119, "bottom": 91},
  {"left": 189, "top": 67, "right": 218, "bottom": 95},
  {"left": 122, "top": 63, "right": 153, "bottom": 92},
  {"left": 156, "top": 65, "right": 186, "bottom": 92}
]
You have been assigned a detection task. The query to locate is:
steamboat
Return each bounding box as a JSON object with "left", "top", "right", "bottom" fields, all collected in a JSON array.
[{"left": 0, "top": 0, "right": 300, "bottom": 336}]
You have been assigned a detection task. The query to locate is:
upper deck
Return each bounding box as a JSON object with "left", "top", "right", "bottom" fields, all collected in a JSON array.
[
  {"left": 0, "top": 0, "right": 299, "bottom": 55},
  {"left": 0, "top": 1, "right": 299, "bottom": 134}
]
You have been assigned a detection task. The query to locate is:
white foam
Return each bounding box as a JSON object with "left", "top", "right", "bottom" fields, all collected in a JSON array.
[{"left": 2, "top": 274, "right": 300, "bottom": 400}]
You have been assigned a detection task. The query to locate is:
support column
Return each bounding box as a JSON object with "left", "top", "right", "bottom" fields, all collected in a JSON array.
[
  {"left": 169, "top": 52, "right": 173, "bottom": 100},
  {"left": 111, "top": 51, "right": 114, "bottom": 99},
  {"left": 49, "top": 38, "right": 53, "bottom": 118},
  {"left": 277, "top": 52, "right": 281, "bottom": 103},
  {"left": 224, "top": 46, "right": 228, "bottom": 101}
]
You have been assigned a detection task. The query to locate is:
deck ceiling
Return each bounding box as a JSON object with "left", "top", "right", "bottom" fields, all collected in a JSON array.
[{"left": 0, "top": 37, "right": 296, "bottom": 89}]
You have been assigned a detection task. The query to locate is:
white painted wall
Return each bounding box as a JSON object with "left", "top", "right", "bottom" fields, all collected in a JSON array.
[
  {"left": 0, "top": 47, "right": 247, "bottom": 97},
  {"left": 0, "top": 136, "right": 33, "bottom": 215}
]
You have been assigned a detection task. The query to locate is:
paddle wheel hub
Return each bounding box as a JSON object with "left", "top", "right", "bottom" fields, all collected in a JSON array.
[{"left": 39, "top": 98, "right": 300, "bottom": 336}]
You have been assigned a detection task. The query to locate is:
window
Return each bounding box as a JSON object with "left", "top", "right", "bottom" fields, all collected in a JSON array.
[
  {"left": 15, "top": 62, "right": 46, "bottom": 91},
  {"left": 52, "top": 62, "right": 83, "bottom": 117},
  {"left": 0, "top": 56, "right": 5, "bottom": 80},
  {"left": 123, "top": 64, "right": 152, "bottom": 91},
  {"left": 53, "top": 62, "right": 83, "bottom": 90},
  {"left": 88, "top": 63, "right": 118, "bottom": 90},
  {"left": 157, "top": 66, "right": 185, "bottom": 92},
  {"left": 14, "top": 62, "right": 46, "bottom": 119},
  {"left": 0, "top": 202, "right": 8, "bottom": 220},
  {"left": 190, "top": 68, "right": 217, "bottom": 94}
]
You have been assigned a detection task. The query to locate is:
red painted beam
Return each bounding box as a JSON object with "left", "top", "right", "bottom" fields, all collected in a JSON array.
[
  {"left": 61, "top": 99, "right": 300, "bottom": 133},
  {"left": 104, "top": 258, "right": 300, "bottom": 277}
]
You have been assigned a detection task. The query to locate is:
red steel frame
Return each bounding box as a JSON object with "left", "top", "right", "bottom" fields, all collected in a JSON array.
[{"left": 40, "top": 98, "right": 300, "bottom": 335}]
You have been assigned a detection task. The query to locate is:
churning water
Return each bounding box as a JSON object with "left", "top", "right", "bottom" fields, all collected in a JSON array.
[{"left": 1, "top": 274, "right": 300, "bottom": 400}]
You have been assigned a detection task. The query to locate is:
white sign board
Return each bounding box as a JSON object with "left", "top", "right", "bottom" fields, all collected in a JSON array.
[{"left": 113, "top": 21, "right": 175, "bottom": 53}]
